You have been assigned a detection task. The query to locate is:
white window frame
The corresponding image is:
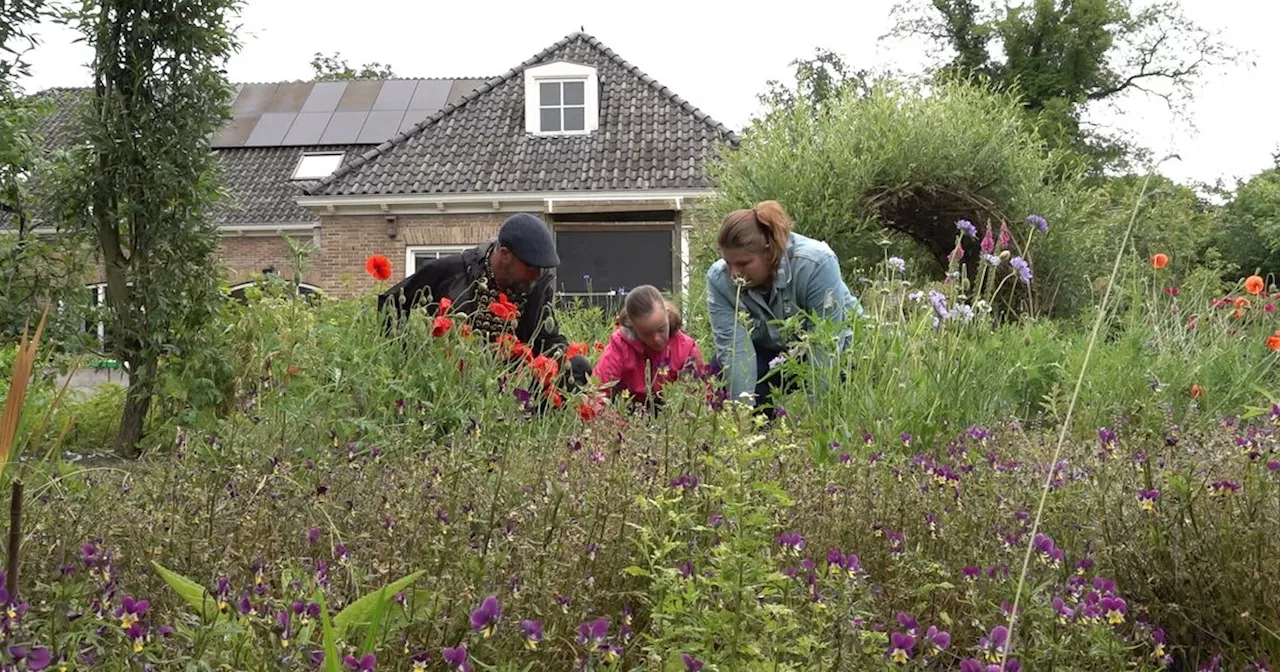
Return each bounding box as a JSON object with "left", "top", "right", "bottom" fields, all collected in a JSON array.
[
  {"left": 291, "top": 152, "right": 345, "bottom": 181},
  {"left": 405, "top": 245, "right": 472, "bottom": 275},
  {"left": 227, "top": 280, "right": 324, "bottom": 298},
  {"left": 87, "top": 282, "right": 106, "bottom": 344},
  {"left": 524, "top": 62, "right": 598, "bottom": 137}
]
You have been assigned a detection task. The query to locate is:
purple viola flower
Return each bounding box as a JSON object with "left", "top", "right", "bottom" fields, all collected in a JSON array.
[
  {"left": 441, "top": 644, "right": 470, "bottom": 672},
  {"left": 669, "top": 474, "right": 699, "bottom": 490},
  {"left": 1101, "top": 596, "right": 1127, "bottom": 624},
  {"left": 960, "top": 660, "right": 985, "bottom": 672},
  {"left": 9, "top": 647, "right": 52, "bottom": 671},
  {"left": 681, "top": 653, "right": 705, "bottom": 671},
  {"left": 277, "top": 610, "right": 292, "bottom": 646},
  {"left": 1209, "top": 480, "right": 1241, "bottom": 498},
  {"left": 1027, "top": 214, "right": 1049, "bottom": 233},
  {"left": 469, "top": 596, "right": 501, "bottom": 638},
  {"left": 887, "top": 632, "right": 915, "bottom": 665},
  {"left": 1098, "top": 427, "right": 1118, "bottom": 454},
  {"left": 979, "top": 625, "right": 1009, "bottom": 660},
  {"left": 888, "top": 257, "right": 906, "bottom": 273},
  {"left": 957, "top": 219, "right": 978, "bottom": 238},
  {"left": 115, "top": 596, "right": 149, "bottom": 628},
  {"left": 896, "top": 612, "right": 918, "bottom": 636},
  {"left": 1009, "top": 256, "right": 1032, "bottom": 285},
  {"left": 520, "top": 620, "right": 543, "bottom": 650},
  {"left": 1138, "top": 488, "right": 1160, "bottom": 513},
  {"left": 577, "top": 617, "right": 610, "bottom": 648},
  {"left": 308, "top": 527, "right": 321, "bottom": 544},
  {"left": 343, "top": 653, "right": 376, "bottom": 671},
  {"left": 1052, "top": 596, "right": 1075, "bottom": 623},
  {"left": 126, "top": 622, "right": 148, "bottom": 653},
  {"left": 962, "top": 565, "right": 981, "bottom": 581},
  {"left": 925, "top": 625, "right": 950, "bottom": 652},
  {"left": 776, "top": 532, "right": 805, "bottom": 555},
  {"left": 1268, "top": 460, "right": 1280, "bottom": 472}
]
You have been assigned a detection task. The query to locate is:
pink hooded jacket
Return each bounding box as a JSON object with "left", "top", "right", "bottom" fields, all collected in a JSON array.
[{"left": 594, "top": 326, "right": 704, "bottom": 402}]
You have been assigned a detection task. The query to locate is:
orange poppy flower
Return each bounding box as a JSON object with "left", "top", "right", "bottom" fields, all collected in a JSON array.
[
  {"left": 593, "top": 341, "right": 605, "bottom": 353},
  {"left": 530, "top": 354, "right": 560, "bottom": 387},
  {"left": 364, "top": 254, "right": 392, "bottom": 281},
  {"left": 490, "top": 293, "right": 519, "bottom": 322},
  {"left": 1150, "top": 253, "right": 1169, "bottom": 270},
  {"left": 1189, "top": 384, "right": 1202, "bottom": 399},
  {"left": 1267, "top": 335, "right": 1280, "bottom": 352},
  {"left": 567, "top": 342, "right": 590, "bottom": 359},
  {"left": 460, "top": 324, "right": 473, "bottom": 338},
  {"left": 1245, "top": 275, "right": 1265, "bottom": 295}
]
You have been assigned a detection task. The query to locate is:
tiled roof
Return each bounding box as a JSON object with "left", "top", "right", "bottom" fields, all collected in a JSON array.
[
  {"left": 306, "top": 31, "right": 739, "bottom": 197},
  {"left": 7, "top": 81, "right": 486, "bottom": 227},
  {"left": 215, "top": 145, "right": 366, "bottom": 225}
]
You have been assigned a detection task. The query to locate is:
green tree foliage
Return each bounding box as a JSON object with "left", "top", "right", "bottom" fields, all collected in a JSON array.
[
  {"left": 48, "top": 0, "right": 243, "bottom": 456},
  {"left": 1, "top": 0, "right": 98, "bottom": 348},
  {"left": 1213, "top": 155, "right": 1280, "bottom": 281},
  {"left": 309, "top": 51, "right": 396, "bottom": 81},
  {"left": 701, "top": 78, "right": 1103, "bottom": 316},
  {"left": 888, "top": 0, "right": 1237, "bottom": 173}
]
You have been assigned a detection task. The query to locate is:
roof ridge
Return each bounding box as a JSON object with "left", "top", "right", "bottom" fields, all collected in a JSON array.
[
  {"left": 304, "top": 31, "right": 739, "bottom": 196},
  {"left": 576, "top": 32, "right": 739, "bottom": 144},
  {"left": 304, "top": 32, "right": 584, "bottom": 196}
]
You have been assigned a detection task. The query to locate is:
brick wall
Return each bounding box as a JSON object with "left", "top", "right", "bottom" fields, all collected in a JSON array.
[
  {"left": 315, "top": 212, "right": 507, "bottom": 297},
  {"left": 219, "top": 234, "right": 322, "bottom": 287}
]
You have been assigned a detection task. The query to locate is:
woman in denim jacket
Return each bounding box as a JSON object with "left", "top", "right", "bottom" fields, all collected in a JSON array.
[{"left": 705, "top": 200, "right": 862, "bottom": 412}]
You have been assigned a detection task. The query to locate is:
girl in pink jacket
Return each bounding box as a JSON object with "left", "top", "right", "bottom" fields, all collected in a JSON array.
[{"left": 594, "top": 285, "right": 703, "bottom": 404}]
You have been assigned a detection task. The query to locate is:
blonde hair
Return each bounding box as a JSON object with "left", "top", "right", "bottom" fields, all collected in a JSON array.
[
  {"left": 618, "top": 284, "right": 682, "bottom": 337},
  {"left": 717, "top": 200, "right": 794, "bottom": 267}
]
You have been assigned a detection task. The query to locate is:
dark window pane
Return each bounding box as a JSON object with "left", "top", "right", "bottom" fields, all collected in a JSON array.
[
  {"left": 563, "top": 81, "right": 584, "bottom": 105},
  {"left": 563, "top": 106, "right": 585, "bottom": 131},
  {"left": 540, "top": 108, "right": 560, "bottom": 133},
  {"left": 539, "top": 82, "right": 560, "bottom": 106},
  {"left": 555, "top": 229, "right": 673, "bottom": 294}
]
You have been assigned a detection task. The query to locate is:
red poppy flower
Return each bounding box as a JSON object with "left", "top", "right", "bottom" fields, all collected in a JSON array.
[
  {"left": 365, "top": 254, "right": 392, "bottom": 281},
  {"left": 578, "top": 402, "right": 598, "bottom": 422},
  {"left": 549, "top": 389, "right": 564, "bottom": 409},
  {"left": 432, "top": 315, "right": 453, "bottom": 337},
  {"left": 1164, "top": 286, "right": 1179, "bottom": 297},
  {"left": 593, "top": 341, "right": 605, "bottom": 353},
  {"left": 438, "top": 297, "right": 453, "bottom": 314},
  {"left": 567, "top": 342, "right": 590, "bottom": 359},
  {"left": 460, "top": 324, "right": 473, "bottom": 338},
  {"left": 530, "top": 354, "right": 560, "bottom": 387},
  {"left": 1189, "top": 384, "right": 1203, "bottom": 399},
  {"left": 1150, "top": 253, "right": 1169, "bottom": 270},
  {"left": 490, "top": 293, "right": 518, "bottom": 322}
]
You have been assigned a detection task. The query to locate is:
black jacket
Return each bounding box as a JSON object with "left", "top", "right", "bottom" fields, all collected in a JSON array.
[{"left": 377, "top": 242, "right": 590, "bottom": 386}]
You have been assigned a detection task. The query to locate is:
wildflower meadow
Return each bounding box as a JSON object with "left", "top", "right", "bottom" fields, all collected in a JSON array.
[{"left": 4, "top": 206, "right": 1280, "bottom": 672}]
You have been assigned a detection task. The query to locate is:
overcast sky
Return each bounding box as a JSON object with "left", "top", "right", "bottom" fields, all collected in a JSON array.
[{"left": 13, "top": 0, "right": 1279, "bottom": 189}]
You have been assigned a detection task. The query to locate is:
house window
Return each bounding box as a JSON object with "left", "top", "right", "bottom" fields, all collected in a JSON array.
[
  {"left": 406, "top": 245, "right": 472, "bottom": 275},
  {"left": 539, "top": 80, "right": 586, "bottom": 133},
  {"left": 524, "top": 62, "right": 598, "bottom": 136},
  {"left": 291, "top": 152, "right": 344, "bottom": 180},
  {"left": 228, "top": 280, "right": 323, "bottom": 303}
]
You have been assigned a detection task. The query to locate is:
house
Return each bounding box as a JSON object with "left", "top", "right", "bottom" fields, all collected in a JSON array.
[{"left": 13, "top": 31, "right": 738, "bottom": 310}]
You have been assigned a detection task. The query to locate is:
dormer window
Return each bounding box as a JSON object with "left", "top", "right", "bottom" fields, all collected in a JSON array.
[
  {"left": 292, "top": 152, "right": 344, "bottom": 180},
  {"left": 525, "top": 62, "right": 598, "bottom": 136}
]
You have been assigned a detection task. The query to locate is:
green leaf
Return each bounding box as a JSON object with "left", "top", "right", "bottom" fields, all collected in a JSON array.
[
  {"left": 150, "top": 560, "right": 224, "bottom": 622},
  {"left": 333, "top": 570, "right": 426, "bottom": 637},
  {"left": 318, "top": 591, "right": 341, "bottom": 672},
  {"left": 622, "top": 565, "right": 649, "bottom": 577},
  {"left": 360, "top": 588, "right": 391, "bottom": 656}
]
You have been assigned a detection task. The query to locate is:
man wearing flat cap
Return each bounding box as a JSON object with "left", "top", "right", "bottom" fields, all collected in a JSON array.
[{"left": 377, "top": 213, "right": 593, "bottom": 385}]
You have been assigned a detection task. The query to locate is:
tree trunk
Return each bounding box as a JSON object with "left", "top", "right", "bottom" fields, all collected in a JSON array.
[{"left": 113, "top": 356, "right": 154, "bottom": 458}]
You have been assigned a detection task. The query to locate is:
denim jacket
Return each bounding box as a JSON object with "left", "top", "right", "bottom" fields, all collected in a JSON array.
[{"left": 706, "top": 232, "right": 863, "bottom": 402}]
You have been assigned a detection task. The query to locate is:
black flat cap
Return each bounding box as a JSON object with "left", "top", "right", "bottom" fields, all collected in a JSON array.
[{"left": 498, "top": 213, "right": 560, "bottom": 268}]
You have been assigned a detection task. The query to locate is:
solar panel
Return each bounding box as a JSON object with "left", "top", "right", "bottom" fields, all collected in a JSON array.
[
  {"left": 358, "top": 110, "right": 406, "bottom": 144},
  {"left": 231, "top": 83, "right": 278, "bottom": 116},
  {"left": 301, "top": 82, "right": 346, "bottom": 113},
  {"left": 266, "top": 82, "right": 313, "bottom": 112},
  {"left": 337, "top": 81, "right": 382, "bottom": 111},
  {"left": 212, "top": 115, "right": 259, "bottom": 147},
  {"left": 319, "top": 111, "right": 368, "bottom": 144},
  {"left": 408, "top": 79, "right": 451, "bottom": 111},
  {"left": 244, "top": 112, "right": 297, "bottom": 146},
  {"left": 398, "top": 113, "right": 425, "bottom": 135},
  {"left": 282, "top": 112, "right": 331, "bottom": 145},
  {"left": 373, "top": 80, "right": 416, "bottom": 111},
  {"left": 447, "top": 79, "right": 487, "bottom": 104}
]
